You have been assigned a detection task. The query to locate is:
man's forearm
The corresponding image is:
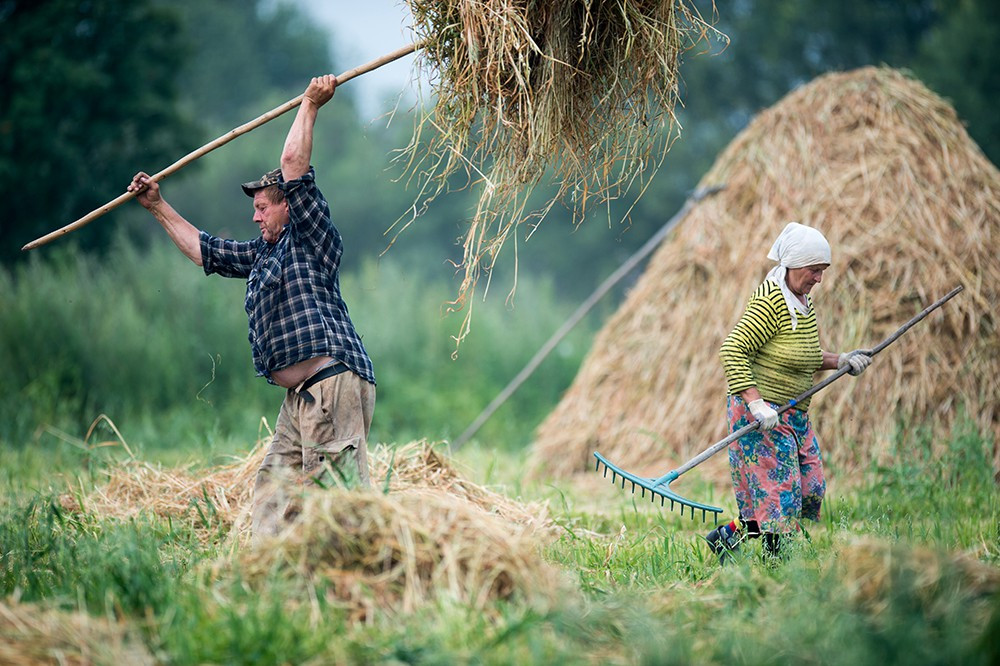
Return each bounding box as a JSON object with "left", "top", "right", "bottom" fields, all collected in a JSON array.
[
  {"left": 281, "top": 100, "right": 319, "bottom": 183},
  {"left": 148, "top": 201, "right": 203, "bottom": 266}
]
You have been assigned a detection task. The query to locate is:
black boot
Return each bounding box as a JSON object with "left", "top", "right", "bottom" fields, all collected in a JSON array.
[
  {"left": 763, "top": 532, "right": 782, "bottom": 560},
  {"left": 705, "top": 520, "right": 742, "bottom": 564}
]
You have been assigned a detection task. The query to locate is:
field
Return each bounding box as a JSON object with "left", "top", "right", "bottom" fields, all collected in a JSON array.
[
  {"left": 2, "top": 419, "right": 997, "bottom": 664},
  {"left": 2, "top": 242, "right": 998, "bottom": 664}
]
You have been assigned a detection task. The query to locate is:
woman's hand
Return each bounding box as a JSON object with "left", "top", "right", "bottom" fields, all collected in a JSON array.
[
  {"left": 837, "top": 350, "right": 873, "bottom": 376},
  {"left": 747, "top": 399, "right": 779, "bottom": 430}
]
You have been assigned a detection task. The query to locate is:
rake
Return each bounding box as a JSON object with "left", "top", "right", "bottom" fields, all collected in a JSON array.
[{"left": 594, "top": 284, "right": 964, "bottom": 523}]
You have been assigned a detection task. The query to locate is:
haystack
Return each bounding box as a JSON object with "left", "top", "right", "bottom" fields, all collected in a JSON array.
[{"left": 530, "top": 67, "right": 999, "bottom": 480}]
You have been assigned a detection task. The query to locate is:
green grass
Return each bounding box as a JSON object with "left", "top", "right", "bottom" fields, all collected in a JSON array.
[{"left": 1, "top": 421, "right": 996, "bottom": 665}]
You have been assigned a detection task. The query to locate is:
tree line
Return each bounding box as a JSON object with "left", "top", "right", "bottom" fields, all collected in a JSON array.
[{"left": 2, "top": 0, "right": 996, "bottom": 297}]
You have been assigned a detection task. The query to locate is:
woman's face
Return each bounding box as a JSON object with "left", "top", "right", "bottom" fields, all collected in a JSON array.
[{"left": 786, "top": 263, "right": 829, "bottom": 296}]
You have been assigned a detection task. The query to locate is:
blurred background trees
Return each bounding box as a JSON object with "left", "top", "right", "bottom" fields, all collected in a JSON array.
[
  {"left": 3, "top": 0, "right": 997, "bottom": 280},
  {"left": 1, "top": 0, "right": 997, "bottom": 450}
]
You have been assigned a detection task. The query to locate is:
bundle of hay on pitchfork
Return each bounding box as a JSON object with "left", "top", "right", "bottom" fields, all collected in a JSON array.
[{"left": 24, "top": 0, "right": 724, "bottom": 337}]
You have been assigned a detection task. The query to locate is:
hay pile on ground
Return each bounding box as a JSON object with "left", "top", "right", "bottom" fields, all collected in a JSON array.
[
  {"left": 401, "top": 0, "right": 722, "bottom": 330},
  {"left": 60, "top": 446, "right": 264, "bottom": 543},
  {"left": 530, "top": 66, "right": 1000, "bottom": 480},
  {"left": 62, "top": 441, "right": 559, "bottom": 619},
  {"left": 0, "top": 599, "right": 154, "bottom": 665},
  {"left": 65, "top": 440, "right": 552, "bottom": 545},
  {"left": 837, "top": 536, "right": 1000, "bottom": 621},
  {"left": 234, "top": 487, "right": 562, "bottom": 621}
]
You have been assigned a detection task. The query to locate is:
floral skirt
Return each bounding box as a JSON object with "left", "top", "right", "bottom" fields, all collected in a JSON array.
[{"left": 727, "top": 395, "right": 826, "bottom": 533}]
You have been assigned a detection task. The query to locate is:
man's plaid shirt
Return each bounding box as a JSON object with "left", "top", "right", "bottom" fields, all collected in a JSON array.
[{"left": 199, "top": 168, "right": 375, "bottom": 385}]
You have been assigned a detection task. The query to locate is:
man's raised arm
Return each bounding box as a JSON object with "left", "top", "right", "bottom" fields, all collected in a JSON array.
[{"left": 281, "top": 75, "right": 337, "bottom": 183}]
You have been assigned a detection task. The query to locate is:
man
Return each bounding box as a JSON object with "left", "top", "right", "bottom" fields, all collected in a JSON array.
[{"left": 127, "top": 75, "right": 376, "bottom": 541}]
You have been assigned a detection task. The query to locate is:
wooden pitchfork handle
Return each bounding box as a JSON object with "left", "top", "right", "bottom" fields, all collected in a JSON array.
[{"left": 22, "top": 42, "right": 422, "bottom": 252}]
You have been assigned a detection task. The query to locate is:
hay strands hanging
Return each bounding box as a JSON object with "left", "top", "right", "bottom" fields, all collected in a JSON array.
[{"left": 594, "top": 285, "right": 965, "bottom": 523}]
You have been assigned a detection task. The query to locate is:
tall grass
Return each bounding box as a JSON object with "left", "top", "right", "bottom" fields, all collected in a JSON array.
[{"left": 1, "top": 238, "right": 602, "bottom": 457}]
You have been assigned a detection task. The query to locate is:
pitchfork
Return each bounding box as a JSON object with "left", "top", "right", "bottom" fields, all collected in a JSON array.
[{"left": 594, "top": 285, "right": 964, "bottom": 523}]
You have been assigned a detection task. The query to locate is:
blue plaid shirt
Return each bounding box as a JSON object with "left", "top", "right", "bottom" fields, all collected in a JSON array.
[{"left": 199, "top": 167, "right": 375, "bottom": 385}]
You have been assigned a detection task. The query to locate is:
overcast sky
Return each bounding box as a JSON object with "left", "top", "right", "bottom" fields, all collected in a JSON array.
[{"left": 295, "top": 0, "right": 423, "bottom": 117}]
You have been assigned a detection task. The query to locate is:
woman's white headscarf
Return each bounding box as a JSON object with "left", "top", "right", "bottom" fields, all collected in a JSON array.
[{"left": 764, "top": 222, "right": 831, "bottom": 330}]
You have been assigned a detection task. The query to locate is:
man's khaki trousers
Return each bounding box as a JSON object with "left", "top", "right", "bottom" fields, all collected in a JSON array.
[{"left": 251, "top": 371, "right": 375, "bottom": 541}]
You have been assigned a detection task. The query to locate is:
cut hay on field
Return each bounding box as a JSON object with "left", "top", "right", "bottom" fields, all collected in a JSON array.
[
  {"left": 0, "top": 599, "right": 154, "bottom": 665},
  {"left": 530, "top": 66, "right": 1000, "bottom": 480},
  {"left": 234, "top": 487, "right": 562, "bottom": 621},
  {"left": 837, "top": 536, "right": 1000, "bottom": 621},
  {"left": 400, "top": 0, "right": 723, "bottom": 332},
  {"left": 64, "top": 440, "right": 551, "bottom": 545}
]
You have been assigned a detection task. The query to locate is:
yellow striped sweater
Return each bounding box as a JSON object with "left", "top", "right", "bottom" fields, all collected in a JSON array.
[{"left": 719, "top": 280, "right": 824, "bottom": 410}]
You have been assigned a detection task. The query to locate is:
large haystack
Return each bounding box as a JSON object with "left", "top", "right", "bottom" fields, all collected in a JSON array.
[{"left": 530, "top": 67, "right": 999, "bottom": 480}]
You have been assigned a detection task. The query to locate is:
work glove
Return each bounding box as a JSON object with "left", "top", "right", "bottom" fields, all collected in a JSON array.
[
  {"left": 838, "top": 349, "right": 873, "bottom": 376},
  {"left": 747, "top": 399, "right": 779, "bottom": 430}
]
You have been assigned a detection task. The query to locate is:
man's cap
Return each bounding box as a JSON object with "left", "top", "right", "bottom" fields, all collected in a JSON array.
[{"left": 241, "top": 168, "right": 282, "bottom": 197}]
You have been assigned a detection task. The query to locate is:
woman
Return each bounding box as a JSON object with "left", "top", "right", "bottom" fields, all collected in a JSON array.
[{"left": 710, "top": 222, "right": 871, "bottom": 561}]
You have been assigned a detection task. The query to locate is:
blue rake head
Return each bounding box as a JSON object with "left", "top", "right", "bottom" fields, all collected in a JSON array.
[{"left": 593, "top": 452, "right": 723, "bottom": 523}]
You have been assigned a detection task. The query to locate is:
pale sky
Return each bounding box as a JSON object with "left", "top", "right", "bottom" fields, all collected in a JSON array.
[{"left": 294, "top": 0, "right": 423, "bottom": 117}]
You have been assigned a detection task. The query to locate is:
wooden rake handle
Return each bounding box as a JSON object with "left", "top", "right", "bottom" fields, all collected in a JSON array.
[
  {"left": 22, "top": 42, "right": 422, "bottom": 252},
  {"left": 664, "top": 284, "right": 965, "bottom": 481}
]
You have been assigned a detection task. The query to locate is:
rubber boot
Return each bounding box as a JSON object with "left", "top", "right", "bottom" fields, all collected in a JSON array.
[
  {"left": 763, "top": 532, "right": 782, "bottom": 561},
  {"left": 705, "top": 520, "right": 742, "bottom": 564}
]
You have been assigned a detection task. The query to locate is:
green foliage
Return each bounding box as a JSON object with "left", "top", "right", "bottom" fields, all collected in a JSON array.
[
  {"left": 913, "top": 0, "right": 1000, "bottom": 163},
  {"left": 0, "top": 0, "right": 200, "bottom": 260},
  {"left": 0, "top": 237, "right": 599, "bottom": 454},
  {"left": 678, "top": 0, "right": 1000, "bottom": 170},
  {"left": 153, "top": 581, "right": 339, "bottom": 665},
  {"left": 0, "top": 237, "right": 276, "bottom": 453},
  {"left": 165, "top": 0, "right": 336, "bottom": 128}
]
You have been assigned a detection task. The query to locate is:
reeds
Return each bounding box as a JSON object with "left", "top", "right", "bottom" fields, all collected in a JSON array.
[
  {"left": 530, "top": 67, "right": 1000, "bottom": 480},
  {"left": 398, "top": 0, "right": 723, "bottom": 337}
]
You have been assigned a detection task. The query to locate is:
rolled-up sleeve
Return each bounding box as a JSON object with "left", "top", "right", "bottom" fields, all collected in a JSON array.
[{"left": 200, "top": 231, "right": 259, "bottom": 278}]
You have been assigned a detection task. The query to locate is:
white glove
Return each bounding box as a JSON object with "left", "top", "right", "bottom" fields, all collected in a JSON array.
[
  {"left": 838, "top": 350, "right": 873, "bottom": 376},
  {"left": 748, "top": 399, "right": 779, "bottom": 430}
]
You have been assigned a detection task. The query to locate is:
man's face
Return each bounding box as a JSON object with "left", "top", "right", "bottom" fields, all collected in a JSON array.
[
  {"left": 253, "top": 190, "right": 289, "bottom": 244},
  {"left": 786, "top": 263, "right": 829, "bottom": 296}
]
